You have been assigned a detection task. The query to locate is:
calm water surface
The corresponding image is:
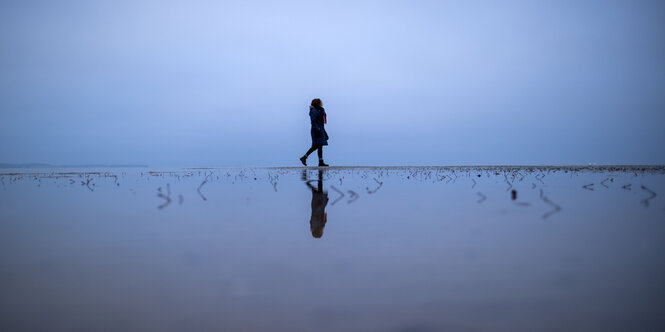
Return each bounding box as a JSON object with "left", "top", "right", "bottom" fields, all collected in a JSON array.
[{"left": 1, "top": 166, "right": 664, "bottom": 331}]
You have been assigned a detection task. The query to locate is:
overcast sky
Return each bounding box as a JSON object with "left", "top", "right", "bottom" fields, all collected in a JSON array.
[{"left": 1, "top": 0, "right": 664, "bottom": 166}]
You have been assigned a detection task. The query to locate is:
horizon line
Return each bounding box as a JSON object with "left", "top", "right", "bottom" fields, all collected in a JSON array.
[{"left": 1, "top": 163, "right": 664, "bottom": 170}]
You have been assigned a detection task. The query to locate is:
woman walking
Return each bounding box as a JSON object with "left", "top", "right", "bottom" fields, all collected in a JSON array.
[{"left": 300, "top": 98, "right": 329, "bottom": 167}]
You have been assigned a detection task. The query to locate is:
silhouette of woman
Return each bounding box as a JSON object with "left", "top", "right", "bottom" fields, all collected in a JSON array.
[
  {"left": 302, "top": 169, "right": 329, "bottom": 238},
  {"left": 300, "top": 98, "right": 329, "bottom": 167}
]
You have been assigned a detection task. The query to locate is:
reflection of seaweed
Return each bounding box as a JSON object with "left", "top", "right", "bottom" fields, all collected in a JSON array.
[
  {"left": 268, "top": 174, "right": 279, "bottom": 192},
  {"left": 516, "top": 172, "right": 526, "bottom": 182},
  {"left": 157, "top": 184, "right": 172, "bottom": 210},
  {"left": 504, "top": 174, "right": 512, "bottom": 192},
  {"left": 330, "top": 185, "right": 345, "bottom": 206},
  {"left": 540, "top": 189, "right": 561, "bottom": 219},
  {"left": 449, "top": 171, "right": 458, "bottom": 183},
  {"left": 366, "top": 178, "right": 383, "bottom": 194},
  {"left": 108, "top": 174, "right": 120, "bottom": 186},
  {"left": 640, "top": 185, "right": 657, "bottom": 207},
  {"left": 477, "top": 192, "right": 486, "bottom": 204},
  {"left": 436, "top": 170, "right": 446, "bottom": 181},
  {"left": 81, "top": 176, "right": 95, "bottom": 191},
  {"left": 601, "top": 178, "right": 613, "bottom": 188},
  {"left": 5, "top": 166, "right": 665, "bottom": 214},
  {"left": 197, "top": 175, "right": 210, "bottom": 201},
  {"left": 347, "top": 190, "right": 359, "bottom": 204}
]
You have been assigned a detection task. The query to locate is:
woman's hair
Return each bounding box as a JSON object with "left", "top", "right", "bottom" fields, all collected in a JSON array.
[{"left": 311, "top": 98, "right": 322, "bottom": 107}]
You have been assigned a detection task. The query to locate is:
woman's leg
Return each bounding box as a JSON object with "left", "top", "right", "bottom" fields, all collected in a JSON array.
[
  {"left": 305, "top": 144, "right": 319, "bottom": 157},
  {"left": 317, "top": 146, "right": 328, "bottom": 166}
]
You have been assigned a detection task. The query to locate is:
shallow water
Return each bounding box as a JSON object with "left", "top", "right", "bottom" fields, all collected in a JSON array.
[{"left": 1, "top": 166, "right": 664, "bottom": 331}]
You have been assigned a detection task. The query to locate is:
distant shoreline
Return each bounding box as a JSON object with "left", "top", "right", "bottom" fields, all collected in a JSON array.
[
  {"left": 0, "top": 163, "right": 148, "bottom": 168},
  {"left": 1, "top": 164, "right": 663, "bottom": 173}
]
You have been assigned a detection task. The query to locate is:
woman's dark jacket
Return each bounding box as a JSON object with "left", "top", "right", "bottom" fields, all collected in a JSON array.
[{"left": 309, "top": 106, "right": 328, "bottom": 146}]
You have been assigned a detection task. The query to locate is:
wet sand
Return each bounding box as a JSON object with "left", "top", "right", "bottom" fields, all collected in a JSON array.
[{"left": 1, "top": 166, "right": 664, "bottom": 331}]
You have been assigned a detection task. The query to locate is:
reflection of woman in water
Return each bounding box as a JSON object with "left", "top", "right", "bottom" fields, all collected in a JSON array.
[{"left": 303, "top": 170, "right": 329, "bottom": 238}]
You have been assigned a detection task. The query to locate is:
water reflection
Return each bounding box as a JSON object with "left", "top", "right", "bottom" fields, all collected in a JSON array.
[
  {"left": 1, "top": 167, "right": 664, "bottom": 216},
  {"left": 303, "top": 170, "right": 329, "bottom": 238},
  {"left": 2, "top": 166, "right": 665, "bottom": 330}
]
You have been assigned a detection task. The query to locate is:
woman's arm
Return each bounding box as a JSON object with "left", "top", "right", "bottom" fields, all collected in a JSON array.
[{"left": 310, "top": 110, "right": 324, "bottom": 136}]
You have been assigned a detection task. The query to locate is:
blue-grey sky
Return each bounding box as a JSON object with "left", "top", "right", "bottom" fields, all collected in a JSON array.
[{"left": 1, "top": 0, "right": 664, "bottom": 166}]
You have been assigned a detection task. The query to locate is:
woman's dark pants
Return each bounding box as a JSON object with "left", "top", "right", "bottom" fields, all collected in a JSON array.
[{"left": 305, "top": 144, "right": 323, "bottom": 159}]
